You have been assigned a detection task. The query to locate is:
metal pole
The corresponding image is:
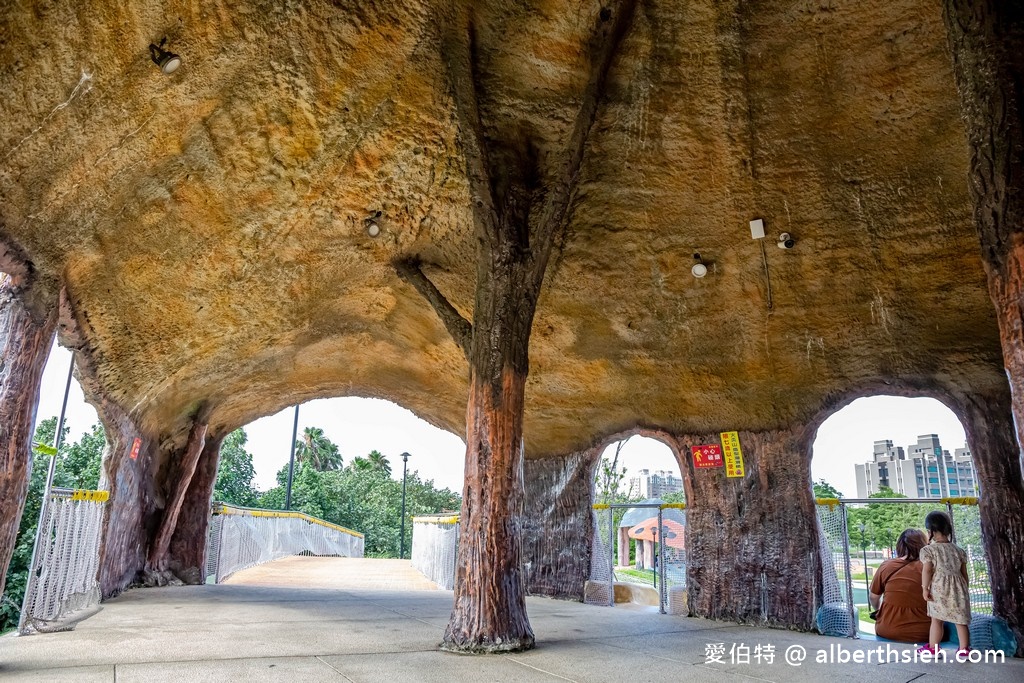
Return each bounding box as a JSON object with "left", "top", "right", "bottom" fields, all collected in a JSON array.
[
  {"left": 658, "top": 507, "right": 666, "bottom": 614},
  {"left": 839, "top": 504, "right": 857, "bottom": 638},
  {"left": 860, "top": 523, "right": 869, "bottom": 594},
  {"left": 284, "top": 405, "right": 299, "bottom": 510},
  {"left": 19, "top": 354, "right": 75, "bottom": 633},
  {"left": 946, "top": 501, "right": 956, "bottom": 545},
  {"left": 399, "top": 452, "right": 410, "bottom": 559},
  {"left": 607, "top": 506, "right": 614, "bottom": 607}
]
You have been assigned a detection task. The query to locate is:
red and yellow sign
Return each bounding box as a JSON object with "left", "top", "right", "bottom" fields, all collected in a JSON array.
[
  {"left": 692, "top": 444, "right": 723, "bottom": 469},
  {"left": 129, "top": 437, "right": 142, "bottom": 461},
  {"left": 720, "top": 431, "right": 745, "bottom": 478}
]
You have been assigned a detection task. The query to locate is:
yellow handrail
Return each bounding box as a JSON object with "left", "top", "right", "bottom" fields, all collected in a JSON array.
[
  {"left": 212, "top": 503, "right": 363, "bottom": 538},
  {"left": 412, "top": 515, "right": 460, "bottom": 524},
  {"left": 68, "top": 489, "right": 110, "bottom": 502}
]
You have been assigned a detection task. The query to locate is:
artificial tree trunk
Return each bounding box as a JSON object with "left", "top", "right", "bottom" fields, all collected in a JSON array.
[
  {"left": 445, "top": 295, "right": 535, "bottom": 651},
  {"left": 954, "top": 387, "right": 1024, "bottom": 656},
  {"left": 396, "top": 0, "right": 636, "bottom": 652},
  {"left": 677, "top": 427, "right": 821, "bottom": 629},
  {"left": 146, "top": 418, "right": 209, "bottom": 579},
  {"left": 59, "top": 289, "right": 218, "bottom": 595},
  {"left": 521, "top": 449, "right": 598, "bottom": 600},
  {"left": 943, "top": 0, "right": 1024, "bottom": 655},
  {"left": 0, "top": 277, "right": 56, "bottom": 598},
  {"left": 95, "top": 409, "right": 158, "bottom": 596},
  {"left": 167, "top": 433, "right": 224, "bottom": 585}
]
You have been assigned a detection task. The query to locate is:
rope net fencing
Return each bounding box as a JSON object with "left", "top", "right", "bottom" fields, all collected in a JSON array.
[
  {"left": 814, "top": 500, "right": 856, "bottom": 638},
  {"left": 205, "top": 503, "right": 365, "bottom": 583},
  {"left": 18, "top": 489, "right": 108, "bottom": 635},
  {"left": 410, "top": 515, "right": 459, "bottom": 589}
]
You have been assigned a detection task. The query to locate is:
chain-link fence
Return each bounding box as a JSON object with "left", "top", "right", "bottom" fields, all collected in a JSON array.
[
  {"left": 410, "top": 515, "right": 459, "bottom": 589},
  {"left": 585, "top": 502, "right": 686, "bottom": 614},
  {"left": 18, "top": 489, "right": 108, "bottom": 634},
  {"left": 814, "top": 497, "right": 992, "bottom": 638},
  {"left": 205, "top": 503, "right": 365, "bottom": 584}
]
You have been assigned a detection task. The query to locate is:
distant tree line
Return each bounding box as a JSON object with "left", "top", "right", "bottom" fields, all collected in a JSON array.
[
  {"left": 812, "top": 479, "right": 965, "bottom": 554},
  {"left": 218, "top": 426, "right": 462, "bottom": 557}
]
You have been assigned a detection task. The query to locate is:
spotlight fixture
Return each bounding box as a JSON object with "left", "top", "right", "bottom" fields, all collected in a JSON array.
[
  {"left": 691, "top": 252, "right": 708, "bottom": 279},
  {"left": 365, "top": 210, "right": 383, "bottom": 237},
  {"left": 149, "top": 38, "right": 182, "bottom": 75},
  {"left": 777, "top": 232, "right": 796, "bottom": 249}
]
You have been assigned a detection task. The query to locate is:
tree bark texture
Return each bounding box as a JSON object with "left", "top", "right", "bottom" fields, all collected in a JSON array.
[
  {"left": 167, "top": 433, "right": 224, "bottom": 585},
  {"left": 676, "top": 428, "right": 821, "bottom": 629},
  {"left": 147, "top": 418, "right": 209, "bottom": 573},
  {"left": 99, "top": 415, "right": 216, "bottom": 592},
  {"left": 0, "top": 278, "right": 56, "bottom": 598},
  {"left": 951, "top": 387, "right": 1024, "bottom": 656},
  {"left": 521, "top": 448, "right": 599, "bottom": 600},
  {"left": 943, "top": 1, "right": 1024, "bottom": 655},
  {"left": 444, "top": 363, "right": 535, "bottom": 652},
  {"left": 95, "top": 408, "right": 159, "bottom": 597}
]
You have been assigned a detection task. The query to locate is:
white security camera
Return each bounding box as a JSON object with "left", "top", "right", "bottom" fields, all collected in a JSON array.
[{"left": 777, "top": 232, "right": 795, "bottom": 249}]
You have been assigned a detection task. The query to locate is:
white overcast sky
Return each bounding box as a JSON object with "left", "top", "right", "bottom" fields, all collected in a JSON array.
[{"left": 36, "top": 340, "right": 967, "bottom": 498}]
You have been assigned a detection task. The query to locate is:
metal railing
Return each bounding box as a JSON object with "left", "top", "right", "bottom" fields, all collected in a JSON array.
[
  {"left": 18, "top": 488, "right": 108, "bottom": 634},
  {"left": 205, "top": 503, "right": 365, "bottom": 583},
  {"left": 410, "top": 515, "right": 459, "bottom": 589},
  {"left": 587, "top": 502, "right": 687, "bottom": 615}
]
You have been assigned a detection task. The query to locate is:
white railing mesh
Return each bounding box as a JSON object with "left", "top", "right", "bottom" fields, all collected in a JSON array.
[
  {"left": 410, "top": 516, "right": 459, "bottom": 590},
  {"left": 18, "top": 489, "right": 107, "bottom": 634},
  {"left": 206, "top": 503, "right": 365, "bottom": 583}
]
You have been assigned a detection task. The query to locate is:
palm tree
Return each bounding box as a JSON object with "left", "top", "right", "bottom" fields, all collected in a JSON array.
[
  {"left": 366, "top": 450, "right": 392, "bottom": 475},
  {"left": 294, "top": 427, "right": 343, "bottom": 471},
  {"left": 350, "top": 456, "right": 373, "bottom": 471}
]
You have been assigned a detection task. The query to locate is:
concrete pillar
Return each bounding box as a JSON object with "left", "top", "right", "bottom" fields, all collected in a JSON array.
[{"left": 617, "top": 527, "right": 630, "bottom": 567}]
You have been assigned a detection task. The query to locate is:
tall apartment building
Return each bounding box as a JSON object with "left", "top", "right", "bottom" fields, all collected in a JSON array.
[
  {"left": 854, "top": 435, "right": 978, "bottom": 498},
  {"left": 630, "top": 469, "right": 684, "bottom": 499}
]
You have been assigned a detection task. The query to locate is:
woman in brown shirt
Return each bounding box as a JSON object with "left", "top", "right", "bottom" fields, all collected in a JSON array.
[{"left": 868, "top": 529, "right": 930, "bottom": 643}]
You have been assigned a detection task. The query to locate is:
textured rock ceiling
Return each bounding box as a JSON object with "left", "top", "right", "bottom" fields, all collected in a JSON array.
[{"left": 0, "top": 0, "right": 1005, "bottom": 456}]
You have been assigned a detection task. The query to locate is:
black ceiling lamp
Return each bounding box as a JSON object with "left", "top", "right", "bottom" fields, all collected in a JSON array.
[{"left": 149, "top": 38, "right": 181, "bottom": 75}]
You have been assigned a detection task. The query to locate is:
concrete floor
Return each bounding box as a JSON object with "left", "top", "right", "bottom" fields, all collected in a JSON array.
[{"left": 1, "top": 557, "right": 1021, "bottom": 682}]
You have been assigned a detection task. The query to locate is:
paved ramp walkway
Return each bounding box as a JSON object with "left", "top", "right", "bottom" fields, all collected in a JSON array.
[
  {"left": 225, "top": 556, "right": 441, "bottom": 591},
  {"left": 2, "top": 558, "right": 1022, "bottom": 682}
]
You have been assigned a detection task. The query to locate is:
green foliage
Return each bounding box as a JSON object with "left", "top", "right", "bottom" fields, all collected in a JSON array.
[
  {"left": 846, "top": 487, "right": 922, "bottom": 552},
  {"left": 213, "top": 429, "right": 260, "bottom": 507},
  {"left": 1, "top": 418, "right": 105, "bottom": 634},
  {"left": 594, "top": 438, "right": 641, "bottom": 505},
  {"left": 813, "top": 479, "right": 844, "bottom": 499},
  {"left": 57, "top": 423, "right": 104, "bottom": 490},
  {"left": 366, "top": 450, "right": 391, "bottom": 476},
  {"left": 257, "top": 442, "right": 460, "bottom": 558},
  {"left": 295, "top": 427, "right": 343, "bottom": 471},
  {"left": 660, "top": 490, "right": 686, "bottom": 505}
]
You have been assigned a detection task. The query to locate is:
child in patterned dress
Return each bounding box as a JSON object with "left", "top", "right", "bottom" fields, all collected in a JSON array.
[{"left": 918, "top": 510, "right": 971, "bottom": 657}]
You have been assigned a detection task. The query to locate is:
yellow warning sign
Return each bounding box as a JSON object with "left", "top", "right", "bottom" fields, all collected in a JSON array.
[{"left": 720, "top": 431, "right": 745, "bottom": 478}]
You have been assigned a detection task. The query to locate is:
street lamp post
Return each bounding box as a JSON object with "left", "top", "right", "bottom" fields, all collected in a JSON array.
[
  {"left": 284, "top": 405, "right": 300, "bottom": 510},
  {"left": 399, "top": 452, "right": 411, "bottom": 559},
  {"left": 859, "top": 522, "right": 869, "bottom": 593}
]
